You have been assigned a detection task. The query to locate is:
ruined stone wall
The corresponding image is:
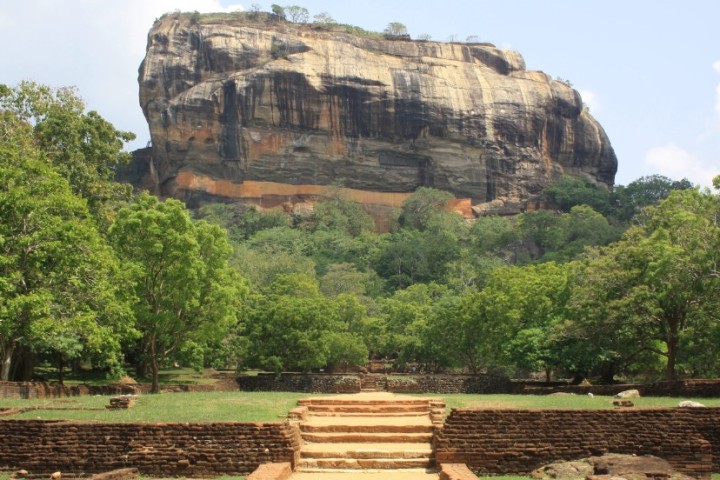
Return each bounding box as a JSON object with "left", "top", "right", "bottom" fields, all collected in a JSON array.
[
  {"left": 386, "top": 375, "right": 512, "bottom": 394},
  {"left": 0, "top": 420, "right": 298, "bottom": 476},
  {"left": 514, "top": 379, "right": 720, "bottom": 397},
  {"left": 0, "top": 382, "right": 138, "bottom": 399},
  {"left": 436, "top": 408, "right": 720, "bottom": 478},
  {"left": 237, "top": 374, "right": 361, "bottom": 393}
]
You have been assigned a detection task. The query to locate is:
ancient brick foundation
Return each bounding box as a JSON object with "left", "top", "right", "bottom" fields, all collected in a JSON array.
[
  {"left": 237, "top": 374, "right": 361, "bottom": 393},
  {"left": 0, "top": 420, "right": 299, "bottom": 476},
  {"left": 1, "top": 409, "right": 719, "bottom": 477},
  {"left": 436, "top": 408, "right": 720, "bottom": 478},
  {"left": 0, "top": 382, "right": 139, "bottom": 399}
]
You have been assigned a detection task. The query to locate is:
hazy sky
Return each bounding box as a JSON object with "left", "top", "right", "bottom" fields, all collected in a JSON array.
[{"left": 2, "top": 0, "right": 719, "bottom": 187}]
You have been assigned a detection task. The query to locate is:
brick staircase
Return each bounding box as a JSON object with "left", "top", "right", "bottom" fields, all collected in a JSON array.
[{"left": 290, "top": 392, "right": 445, "bottom": 479}]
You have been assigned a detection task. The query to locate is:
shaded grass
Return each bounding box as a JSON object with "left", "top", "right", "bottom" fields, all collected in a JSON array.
[
  {"left": 430, "top": 393, "right": 720, "bottom": 410},
  {"left": 0, "top": 391, "right": 309, "bottom": 423}
]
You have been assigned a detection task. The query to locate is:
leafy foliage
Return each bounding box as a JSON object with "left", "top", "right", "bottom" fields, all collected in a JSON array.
[
  {"left": 0, "top": 82, "right": 136, "bottom": 226},
  {"left": 0, "top": 108, "right": 133, "bottom": 381},
  {"left": 109, "top": 194, "right": 245, "bottom": 392}
]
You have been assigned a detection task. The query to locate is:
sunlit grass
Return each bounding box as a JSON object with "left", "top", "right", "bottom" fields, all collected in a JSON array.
[
  {"left": 2, "top": 391, "right": 719, "bottom": 423},
  {"left": 426, "top": 393, "right": 720, "bottom": 410},
  {"left": 0, "top": 391, "right": 309, "bottom": 423}
]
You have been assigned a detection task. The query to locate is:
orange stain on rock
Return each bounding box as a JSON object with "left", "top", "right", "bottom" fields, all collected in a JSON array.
[{"left": 175, "top": 171, "right": 474, "bottom": 218}]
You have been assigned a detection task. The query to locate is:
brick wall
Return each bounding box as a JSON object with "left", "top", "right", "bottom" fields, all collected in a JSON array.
[
  {"left": 237, "top": 374, "right": 360, "bottom": 393},
  {"left": 0, "top": 382, "right": 138, "bottom": 399},
  {"left": 436, "top": 408, "right": 720, "bottom": 479},
  {"left": 0, "top": 420, "right": 299, "bottom": 477}
]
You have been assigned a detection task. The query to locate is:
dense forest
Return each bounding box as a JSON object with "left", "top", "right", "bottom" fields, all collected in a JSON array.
[{"left": 1, "top": 82, "right": 718, "bottom": 392}]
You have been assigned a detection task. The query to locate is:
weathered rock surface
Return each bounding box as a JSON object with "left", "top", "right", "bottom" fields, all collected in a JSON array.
[
  {"left": 136, "top": 12, "right": 617, "bottom": 215},
  {"left": 532, "top": 454, "right": 693, "bottom": 480}
]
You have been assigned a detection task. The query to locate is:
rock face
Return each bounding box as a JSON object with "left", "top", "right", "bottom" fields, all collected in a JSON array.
[
  {"left": 137, "top": 12, "right": 617, "bottom": 215},
  {"left": 532, "top": 454, "right": 694, "bottom": 480}
]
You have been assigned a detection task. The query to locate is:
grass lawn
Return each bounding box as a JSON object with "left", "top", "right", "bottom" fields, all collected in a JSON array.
[
  {"left": 0, "top": 391, "right": 309, "bottom": 423},
  {"left": 431, "top": 393, "right": 720, "bottom": 410},
  {"left": 2, "top": 391, "right": 719, "bottom": 423}
]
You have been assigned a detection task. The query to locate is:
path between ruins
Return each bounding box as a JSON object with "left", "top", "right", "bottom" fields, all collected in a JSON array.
[{"left": 287, "top": 391, "right": 446, "bottom": 480}]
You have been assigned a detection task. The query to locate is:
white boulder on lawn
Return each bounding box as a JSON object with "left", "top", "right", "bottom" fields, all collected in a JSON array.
[{"left": 614, "top": 389, "right": 641, "bottom": 399}]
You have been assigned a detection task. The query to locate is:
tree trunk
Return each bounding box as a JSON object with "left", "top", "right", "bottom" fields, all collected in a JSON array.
[
  {"left": 16, "top": 347, "right": 36, "bottom": 381},
  {"left": 666, "top": 334, "right": 678, "bottom": 380},
  {"left": 599, "top": 361, "right": 616, "bottom": 384},
  {"left": 0, "top": 344, "right": 14, "bottom": 382},
  {"left": 58, "top": 354, "right": 65, "bottom": 385},
  {"left": 150, "top": 336, "right": 160, "bottom": 394},
  {"left": 544, "top": 367, "right": 552, "bottom": 383},
  {"left": 665, "top": 316, "right": 680, "bottom": 380}
]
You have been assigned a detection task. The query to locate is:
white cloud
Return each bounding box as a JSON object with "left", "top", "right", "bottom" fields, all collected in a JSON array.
[
  {"left": 714, "top": 60, "right": 720, "bottom": 74},
  {"left": 579, "top": 89, "right": 599, "bottom": 113},
  {"left": 644, "top": 144, "right": 719, "bottom": 187}
]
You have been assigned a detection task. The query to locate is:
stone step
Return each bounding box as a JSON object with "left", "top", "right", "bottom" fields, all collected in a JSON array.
[
  {"left": 301, "top": 423, "right": 433, "bottom": 434},
  {"left": 300, "top": 442, "right": 433, "bottom": 459},
  {"left": 301, "top": 416, "right": 434, "bottom": 434},
  {"left": 309, "top": 411, "right": 429, "bottom": 417},
  {"left": 298, "top": 458, "right": 433, "bottom": 470},
  {"left": 301, "top": 432, "right": 434, "bottom": 443},
  {"left": 290, "top": 468, "right": 439, "bottom": 479},
  {"left": 298, "top": 399, "right": 434, "bottom": 407},
  {"left": 306, "top": 404, "right": 431, "bottom": 414}
]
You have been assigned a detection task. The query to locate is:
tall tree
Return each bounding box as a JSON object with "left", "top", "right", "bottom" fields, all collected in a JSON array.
[
  {"left": 109, "top": 194, "right": 244, "bottom": 392},
  {"left": 0, "top": 114, "right": 132, "bottom": 381},
  {"left": 568, "top": 189, "right": 720, "bottom": 380}
]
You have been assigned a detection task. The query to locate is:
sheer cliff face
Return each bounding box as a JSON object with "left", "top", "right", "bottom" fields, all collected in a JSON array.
[{"left": 138, "top": 14, "right": 617, "bottom": 213}]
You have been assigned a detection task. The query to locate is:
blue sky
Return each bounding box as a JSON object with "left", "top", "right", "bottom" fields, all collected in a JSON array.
[{"left": 2, "top": 0, "right": 719, "bottom": 187}]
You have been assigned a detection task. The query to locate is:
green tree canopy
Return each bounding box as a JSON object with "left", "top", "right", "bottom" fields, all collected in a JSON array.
[
  {"left": 0, "top": 115, "right": 133, "bottom": 381},
  {"left": 567, "top": 188, "right": 720, "bottom": 380},
  {"left": 0, "top": 82, "right": 136, "bottom": 225},
  {"left": 109, "top": 193, "right": 245, "bottom": 392},
  {"left": 543, "top": 176, "right": 612, "bottom": 215}
]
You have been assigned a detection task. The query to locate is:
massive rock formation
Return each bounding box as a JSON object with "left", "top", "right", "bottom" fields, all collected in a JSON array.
[{"left": 136, "top": 11, "right": 617, "bottom": 216}]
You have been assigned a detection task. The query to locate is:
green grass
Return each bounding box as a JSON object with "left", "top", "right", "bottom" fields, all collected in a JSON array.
[
  {"left": 426, "top": 393, "right": 720, "bottom": 410},
  {"left": 0, "top": 391, "right": 309, "bottom": 423},
  {"left": 2, "top": 391, "right": 719, "bottom": 423}
]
